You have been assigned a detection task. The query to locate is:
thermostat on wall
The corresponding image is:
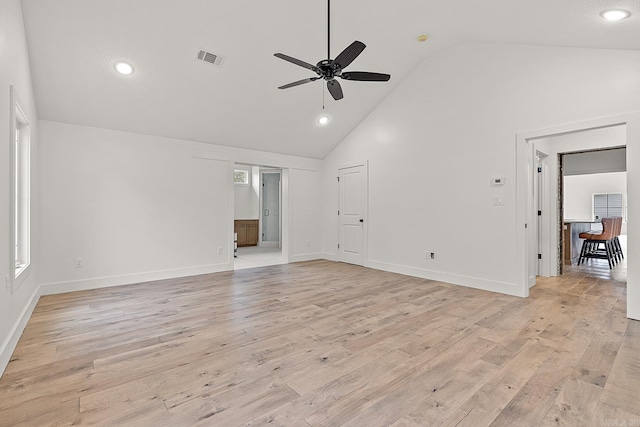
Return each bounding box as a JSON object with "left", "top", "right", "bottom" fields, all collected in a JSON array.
[{"left": 491, "top": 176, "right": 505, "bottom": 186}]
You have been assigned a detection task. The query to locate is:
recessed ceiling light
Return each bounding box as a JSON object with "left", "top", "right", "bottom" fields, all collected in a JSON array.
[
  {"left": 600, "top": 9, "right": 631, "bottom": 21},
  {"left": 114, "top": 61, "right": 134, "bottom": 75},
  {"left": 416, "top": 34, "right": 429, "bottom": 42},
  {"left": 318, "top": 116, "right": 329, "bottom": 125}
]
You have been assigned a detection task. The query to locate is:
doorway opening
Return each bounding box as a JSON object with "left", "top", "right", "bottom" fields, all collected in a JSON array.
[
  {"left": 233, "top": 164, "right": 287, "bottom": 270},
  {"left": 516, "top": 113, "right": 639, "bottom": 321},
  {"left": 532, "top": 126, "right": 627, "bottom": 282},
  {"left": 560, "top": 147, "right": 627, "bottom": 280}
]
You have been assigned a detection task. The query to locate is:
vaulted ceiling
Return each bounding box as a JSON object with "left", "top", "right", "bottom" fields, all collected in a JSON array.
[{"left": 20, "top": 0, "right": 640, "bottom": 159}]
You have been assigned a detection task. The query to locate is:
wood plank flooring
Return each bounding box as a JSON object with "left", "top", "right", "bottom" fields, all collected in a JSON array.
[{"left": 1, "top": 260, "right": 638, "bottom": 426}]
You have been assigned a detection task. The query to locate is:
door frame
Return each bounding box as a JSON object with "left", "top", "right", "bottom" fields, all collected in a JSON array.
[
  {"left": 337, "top": 160, "right": 369, "bottom": 266},
  {"left": 516, "top": 112, "right": 640, "bottom": 321}
]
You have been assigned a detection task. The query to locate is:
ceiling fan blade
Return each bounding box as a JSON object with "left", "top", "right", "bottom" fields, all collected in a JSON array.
[
  {"left": 334, "top": 41, "right": 366, "bottom": 69},
  {"left": 341, "top": 71, "right": 391, "bottom": 82},
  {"left": 278, "top": 77, "right": 319, "bottom": 90},
  {"left": 327, "top": 79, "right": 343, "bottom": 100},
  {"left": 274, "top": 53, "right": 319, "bottom": 73}
]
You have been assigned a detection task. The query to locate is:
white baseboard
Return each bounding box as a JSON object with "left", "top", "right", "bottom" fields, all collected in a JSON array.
[
  {"left": 320, "top": 252, "right": 339, "bottom": 262},
  {"left": 289, "top": 253, "right": 323, "bottom": 263},
  {"left": 312, "top": 254, "right": 521, "bottom": 295},
  {"left": 39, "top": 262, "right": 234, "bottom": 296},
  {"left": 0, "top": 285, "right": 42, "bottom": 377},
  {"left": 366, "top": 259, "right": 524, "bottom": 297}
]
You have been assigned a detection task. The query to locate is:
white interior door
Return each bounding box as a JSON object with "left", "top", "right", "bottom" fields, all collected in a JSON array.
[
  {"left": 338, "top": 164, "right": 367, "bottom": 265},
  {"left": 536, "top": 154, "right": 544, "bottom": 276},
  {"left": 526, "top": 142, "right": 537, "bottom": 289}
]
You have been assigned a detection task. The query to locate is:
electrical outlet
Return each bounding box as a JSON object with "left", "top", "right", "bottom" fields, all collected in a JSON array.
[
  {"left": 217, "top": 247, "right": 223, "bottom": 255},
  {"left": 75, "top": 258, "right": 84, "bottom": 268},
  {"left": 306, "top": 240, "right": 311, "bottom": 247},
  {"left": 430, "top": 252, "right": 436, "bottom": 259}
]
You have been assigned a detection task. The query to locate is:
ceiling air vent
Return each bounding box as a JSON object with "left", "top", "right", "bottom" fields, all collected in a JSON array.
[{"left": 197, "top": 49, "right": 225, "bottom": 67}]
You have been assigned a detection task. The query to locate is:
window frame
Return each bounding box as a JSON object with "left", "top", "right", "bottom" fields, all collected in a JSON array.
[
  {"left": 9, "top": 86, "right": 31, "bottom": 292},
  {"left": 233, "top": 169, "right": 250, "bottom": 186}
]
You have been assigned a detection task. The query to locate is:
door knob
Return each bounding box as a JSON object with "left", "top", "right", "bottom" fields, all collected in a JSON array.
[{"left": 359, "top": 219, "right": 364, "bottom": 223}]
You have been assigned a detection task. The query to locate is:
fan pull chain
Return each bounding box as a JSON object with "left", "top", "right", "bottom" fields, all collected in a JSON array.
[{"left": 322, "top": 83, "right": 325, "bottom": 110}]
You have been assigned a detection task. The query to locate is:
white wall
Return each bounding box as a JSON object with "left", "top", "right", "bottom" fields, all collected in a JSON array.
[
  {"left": 564, "top": 172, "right": 627, "bottom": 232},
  {"left": 322, "top": 43, "right": 640, "bottom": 296},
  {"left": 290, "top": 168, "right": 323, "bottom": 261},
  {"left": 234, "top": 165, "right": 259, "bottom": 220},
  {"left": 0, "top": 0, "right": 41, "bottom": 374},
  {"left": 39, "top": 122, "right": 232, "bottom": 289},
  {"left": 38, "top": 120, "right": 322, "bottom": 291}
]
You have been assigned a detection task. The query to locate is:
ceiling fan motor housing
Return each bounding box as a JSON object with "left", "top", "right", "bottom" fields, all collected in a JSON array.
[{"left": 317, "top": 59, "right": 340, "bottom": 80}]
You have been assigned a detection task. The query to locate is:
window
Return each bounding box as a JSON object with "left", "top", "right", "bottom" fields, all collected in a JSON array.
[
  {"left": 594, "top": 193, "right": 624, "bottom": 220},
  {"left": 234, "top": 169, "right": 249, "bottom": 185},
  {"left": 11, "top": 87, "right": 31, "bottom": 286}
]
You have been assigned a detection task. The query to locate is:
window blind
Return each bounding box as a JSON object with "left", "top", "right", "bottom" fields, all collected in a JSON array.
[{"left": 594, "top": 193, "right": 623, "bottom": 219}]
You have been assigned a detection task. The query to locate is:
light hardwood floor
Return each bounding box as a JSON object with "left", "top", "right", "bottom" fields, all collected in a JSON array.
[{"left": 1, "top": 260, "right": 638, "bottom": 426}]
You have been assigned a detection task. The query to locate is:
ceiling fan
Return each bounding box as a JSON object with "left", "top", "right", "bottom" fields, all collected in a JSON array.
[{"left": 274, "top": 0, "right": 391, "bottom": 101}]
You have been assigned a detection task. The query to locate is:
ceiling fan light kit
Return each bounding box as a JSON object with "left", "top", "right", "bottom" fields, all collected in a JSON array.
[{"left": 274, "top": 0, "right": 391, "bottom": 101}]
